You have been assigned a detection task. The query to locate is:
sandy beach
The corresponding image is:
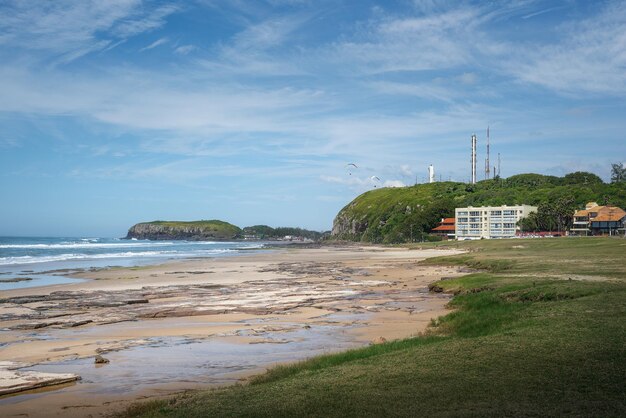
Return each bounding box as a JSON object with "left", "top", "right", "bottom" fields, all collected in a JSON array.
[{"left": 0, "top": 245, "right": 465, "bottom": 417}]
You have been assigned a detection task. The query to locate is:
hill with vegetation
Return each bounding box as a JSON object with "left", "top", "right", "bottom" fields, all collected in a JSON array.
[
  {"left": 126, "top": 220, "right": 242, "bottom": 241},
  {"left": 332, "top": 172, "right": 626, "bottom": 243},
  {"left": 126, "top": 221, "right": 325, "bottom": 241},
  {"left": 242, "top": 225, "right": 326, "bottom": 240}
]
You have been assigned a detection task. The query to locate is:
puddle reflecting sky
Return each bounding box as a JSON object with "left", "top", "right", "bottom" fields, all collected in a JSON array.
[{"left": 0, "top": 321, "right": 363, "bottom": 406}]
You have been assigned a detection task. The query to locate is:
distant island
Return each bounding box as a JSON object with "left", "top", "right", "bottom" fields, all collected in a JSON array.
[{"left": 125, "top": 220, "right": 326, "bottom": 241}]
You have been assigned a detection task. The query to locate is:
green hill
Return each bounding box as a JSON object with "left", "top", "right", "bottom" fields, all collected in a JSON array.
[
  {"left": 332, "top": 173, "right": 626, "bottom": 243},
  {"left": 126, "top": 220, "right": 242, "bottom": 240},
  {"left": 126, "top": 221, "right": 326, "bottom": 241}
]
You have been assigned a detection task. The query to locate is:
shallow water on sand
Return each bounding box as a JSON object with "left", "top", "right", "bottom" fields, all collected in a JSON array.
[{"left": 0, "top": 317, "right": 364, "bottom": 408}]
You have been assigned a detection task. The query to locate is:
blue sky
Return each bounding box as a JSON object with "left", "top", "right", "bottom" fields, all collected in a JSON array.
[{"left": 1, "top": 0, "right": 625, "bottom": 237}]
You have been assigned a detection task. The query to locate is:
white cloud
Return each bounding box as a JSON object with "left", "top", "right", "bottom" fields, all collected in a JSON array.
[
  {"left": 457, "top": 72, "right": 478, "bottom": 85},
  {"left": 231, "top": 17, "right": 302, "bottom": 51},
  {"left": 112, "top": 4, "right": 179, "bottom": 38},
  {"left": 1, "top": 0, "right": 624, "bottom": 187},
  {"left": 140, "top": 37, "right": 169, "bottom": 51},
  {"left": 521, "top": 6, "right": 563, "bottom": 20},
  {"left": 327, "top": 7, "right": 479, "bottom": 75},
  {"left": 500, "top": 2, "right": 626, "bottom": 95},
  {"left": 383, "top": 180, "right": 406, "bottom": 188},
  {"left": 399, "top": 165, "right": 414, "bottom": 177},
  {"left": 0, "top": 0, "right": 179, "bottom": 63},
  {"left": 368, "top": 81, "right": 458, "bottom": 103},
  {"left": 174, "top": 44, "right": 196, "bottom": 55},
  {"left": 194, "top": 14, "right": 312, "bottom": 77}
]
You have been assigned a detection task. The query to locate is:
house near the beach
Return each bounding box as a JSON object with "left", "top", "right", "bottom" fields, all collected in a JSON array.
[
  {"left": 455, "top": 204, "right": 537, "bottom": 240},
  {"left": 431, "top": 218, "right": 456, "bottom": 240},
  {"left": 570, "top": 202, "right": 626, "bottom": 236}
]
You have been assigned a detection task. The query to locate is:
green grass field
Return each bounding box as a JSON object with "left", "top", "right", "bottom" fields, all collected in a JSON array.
[{"left": 122, "top": 237, "right": 626, "bottom": 417}]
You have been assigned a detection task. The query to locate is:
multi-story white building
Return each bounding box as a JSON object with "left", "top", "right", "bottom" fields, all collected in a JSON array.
[{"left": 455, "top": 205, "right": 537, "bottom": 240}]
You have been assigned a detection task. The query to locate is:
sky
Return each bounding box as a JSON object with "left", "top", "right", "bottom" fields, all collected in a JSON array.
[{"left": 1, "top": 0, "right": 625, "bottom": 237}]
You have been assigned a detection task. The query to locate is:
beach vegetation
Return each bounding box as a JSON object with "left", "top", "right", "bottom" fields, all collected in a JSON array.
[{"left": 120, "top": 237, "right": 626, "bottom": 418}]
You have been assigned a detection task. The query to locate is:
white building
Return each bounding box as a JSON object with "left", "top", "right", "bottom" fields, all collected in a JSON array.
[{"left": 455, "top": 204, "right": 537, "bottom": 240}]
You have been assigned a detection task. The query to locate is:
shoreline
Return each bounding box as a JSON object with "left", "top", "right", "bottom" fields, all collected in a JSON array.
[{"left": 0, "top": 245, "right": 466, "bottom": 417}]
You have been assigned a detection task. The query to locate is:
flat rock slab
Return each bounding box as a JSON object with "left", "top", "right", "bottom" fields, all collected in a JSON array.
[{"left": 0, "top": 362, "right": 80, "bottom": 395}]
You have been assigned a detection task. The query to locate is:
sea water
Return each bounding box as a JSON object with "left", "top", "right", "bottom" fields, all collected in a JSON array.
[{"left": 0, "top": 236, "right": 267, "bottom": 290}]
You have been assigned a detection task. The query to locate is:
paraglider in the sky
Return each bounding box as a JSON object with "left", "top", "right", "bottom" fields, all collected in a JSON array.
[
  {"left": 346, "top": 163, "right": 358, "bottom": 175},
  {"left": 371, "top": 176, "right": 381, "bottom": 187}
]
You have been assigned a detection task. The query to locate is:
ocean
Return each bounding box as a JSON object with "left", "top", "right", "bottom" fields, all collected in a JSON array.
[{"left": 0, "top": 236, "right": 267, "bottom": 290}]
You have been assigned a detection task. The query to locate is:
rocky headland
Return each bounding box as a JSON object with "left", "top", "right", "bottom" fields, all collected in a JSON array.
[{"left": 125, "top": 220, "right": 242, "bottom": 240}]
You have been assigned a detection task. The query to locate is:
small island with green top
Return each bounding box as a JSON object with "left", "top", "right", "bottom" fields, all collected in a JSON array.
[
  {"left": 125, "top": 220, "right": 242, "bottom": 241},
  {"left": 125, "top": 220, "right": 326, "bottom": 241}
]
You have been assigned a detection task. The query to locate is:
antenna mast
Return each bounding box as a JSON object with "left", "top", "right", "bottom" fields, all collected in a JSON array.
[{"left": 471, "top": 134, "right": 477, "bottom": 184}]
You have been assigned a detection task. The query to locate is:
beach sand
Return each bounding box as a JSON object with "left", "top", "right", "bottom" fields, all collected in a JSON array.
[{"left": 0, "top": 245, "right": 465, "bottom": 417}]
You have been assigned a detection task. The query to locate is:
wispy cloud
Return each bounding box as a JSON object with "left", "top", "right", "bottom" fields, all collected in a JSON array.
[
  {"left": 140, "top": 37, "right": 169, "bottom": 52},
  {"left": 521, "top": 6, "right": 563, "bottom": 20},
  {"left": 367, "top": 81, "right": 459, "bottom": 103},
  {"left": 196, "top": 13, "right": 312, "bottom": 77},
  {"left": 325, "top": 7, "right": 480, "bottom": 75},
  {"left": 0, "top": 0, "right": 179, "bottom": 63},
  {"left": 174, "top": 44, "right": 196, "bottom": 55},
  {"left": 112, "top": 3, "right": 180, "bottom": 38},
  {"left": 502, "top": 2, "right": 626, "bottom": 95},
  {"left": 1, "top": 0, "right": 625, "bottom": 184}
]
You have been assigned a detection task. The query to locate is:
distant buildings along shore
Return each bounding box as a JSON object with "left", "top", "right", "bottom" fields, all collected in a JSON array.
[{"left": 431, "top": 201, "right": 626, "bottom": 240}]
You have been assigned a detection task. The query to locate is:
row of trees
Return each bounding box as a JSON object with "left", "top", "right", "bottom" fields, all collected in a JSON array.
[{"left": 518, "top": 197, "right": 578, "bottom": 232}]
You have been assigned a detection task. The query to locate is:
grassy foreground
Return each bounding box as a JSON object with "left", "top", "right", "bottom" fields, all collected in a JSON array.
[{"left": 122, "top": 238, "right": 626, "bottom": 417}]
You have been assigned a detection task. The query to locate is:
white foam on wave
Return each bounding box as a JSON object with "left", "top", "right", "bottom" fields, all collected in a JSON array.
[
  {"left": 0, "top": 248, "right": 241, "bottom": 266},
  {"left": 0, "top": 240, "right": 257, "bottom": 249},
  {"left": 1, "top": 242, "right": 174, "bottom": 249}
]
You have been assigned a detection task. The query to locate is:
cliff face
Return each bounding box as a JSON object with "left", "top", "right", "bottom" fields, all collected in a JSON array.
[
  {"left": 331, "top": 202, "right": 369, "bottom": 237},
  {"left": 126, "top": 220, "right": 242, "bottom": 241}
]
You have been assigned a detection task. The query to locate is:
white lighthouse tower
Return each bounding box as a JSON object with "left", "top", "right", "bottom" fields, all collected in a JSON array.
[{"left": 428, "top": 164, "right": 435, "bottom": 183}]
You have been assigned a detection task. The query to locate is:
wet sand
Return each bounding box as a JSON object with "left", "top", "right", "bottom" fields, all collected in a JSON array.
[{"left": 0, "top": 245, "right": 465, "bottom": 417}]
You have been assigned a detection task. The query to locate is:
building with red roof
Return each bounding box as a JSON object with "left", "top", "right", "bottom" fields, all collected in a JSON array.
[
  {"left": 570, "top": 202, "right": 626, "bottom": 236},
  {"left": 431, "top": 217, "right": 455, "bottom": 240}
]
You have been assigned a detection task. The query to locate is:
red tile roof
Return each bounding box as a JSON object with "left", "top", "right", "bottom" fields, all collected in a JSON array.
[
  {"left": 432, "top": 225, "right": 455, "bottom": 231},
  {"left": 574, "top": 205, "right": 626, "bottom": 221},
  {"left": 591, "top": 212, "right": 626, "bottom": 222}
]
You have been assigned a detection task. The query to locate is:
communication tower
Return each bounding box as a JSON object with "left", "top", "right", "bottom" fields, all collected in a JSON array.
[{"left": 471, "top": 134, "right": 477, "bottom": 184}]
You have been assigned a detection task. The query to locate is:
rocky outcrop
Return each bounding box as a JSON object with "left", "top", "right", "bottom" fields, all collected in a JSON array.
[
  {"left": 125, "top": 220, "right": 242, "bottom": 241},
  {"left": 0, "top": 361, "right": 80, "bottom": 395},
  {"left": 331, "top": 203, "right": 369, "bottom": 237}
]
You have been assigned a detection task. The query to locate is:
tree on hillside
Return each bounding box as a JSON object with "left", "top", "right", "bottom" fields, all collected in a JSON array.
[
  {"left": 562, "top": 171, "right": 603, "bottom": 185},
  {"left": 518, "top": 197, "right": 577, "bottom": 232},
  {"left": 611, "top": 163, "right": 626, "bottom": 183}
]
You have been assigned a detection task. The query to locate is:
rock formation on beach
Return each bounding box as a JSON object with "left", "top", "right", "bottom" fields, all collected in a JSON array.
[{"left": 0, "top": 361, "right": 80, "bottom": 395}]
